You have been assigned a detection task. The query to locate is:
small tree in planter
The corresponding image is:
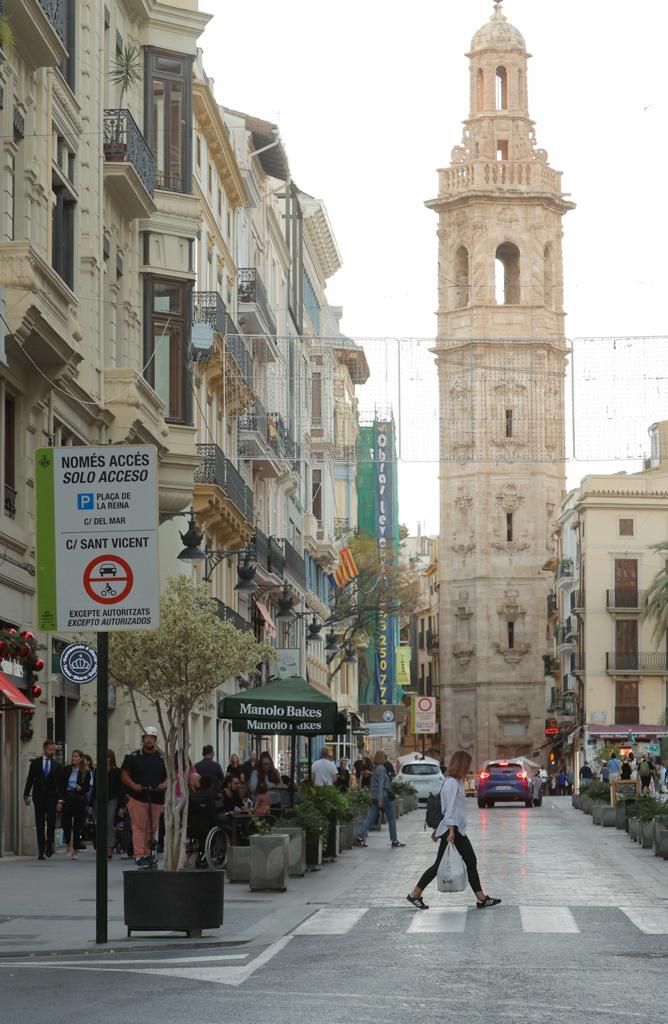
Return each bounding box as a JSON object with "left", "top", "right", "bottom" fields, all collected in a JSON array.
[
  {"left": 106, "top": 44, "right": 142, "bottom": 157},
  {"left": 110, "top": 575, "right": 274, "bottom": 871},
  {"left": 286, "top": 793, "right": 328, "bottom": 866}
]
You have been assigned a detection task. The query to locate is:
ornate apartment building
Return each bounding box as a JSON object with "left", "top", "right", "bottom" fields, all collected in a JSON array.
[{"left": 429, "top": 4, "right": 574, "bottom": 765}]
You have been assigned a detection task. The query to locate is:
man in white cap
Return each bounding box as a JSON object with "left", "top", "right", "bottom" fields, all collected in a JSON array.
[{"left": 120, "top": 727, "right": 167, "bottom": 867}]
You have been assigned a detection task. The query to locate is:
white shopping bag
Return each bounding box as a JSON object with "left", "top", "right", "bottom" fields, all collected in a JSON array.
[{"left": 437, "top": 843, "right": 467, "bottom": 893}]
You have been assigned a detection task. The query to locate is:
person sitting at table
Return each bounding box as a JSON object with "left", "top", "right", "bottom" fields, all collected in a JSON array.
[
  {"left": 257, "top": 752, "right": 286, "bottom": 807},
  {"left": 252, "top": 782, "right": 272, "bottom": 817},
  {"left": 238, "top": 781, "right": 253, "bottom": 811},
  {"left": 221, "top": 775, "right": 244, "bottom": 813}
]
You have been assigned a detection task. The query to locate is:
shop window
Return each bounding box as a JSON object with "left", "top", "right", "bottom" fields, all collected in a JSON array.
[
  {"left": 145, "top": 49, "right": 193, "bottom": 194},
  {"left": 143, "top": 277, "right": 192, "bottom": 423}
]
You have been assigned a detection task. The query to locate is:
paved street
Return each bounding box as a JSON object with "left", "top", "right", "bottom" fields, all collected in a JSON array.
[{"left": 2, "top": 800, "right": 667, "bottom": 1023}]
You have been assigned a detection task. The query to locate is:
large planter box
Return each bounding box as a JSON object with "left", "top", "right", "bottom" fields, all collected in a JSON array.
[
  {"left": 323, "top": 820, "right": 339, "bottom": 861},
  {"left": 615, "top": 804, "right": 627, "bottom": 829},
  {"left": 305, "top": 832, "right": 323, "bottom": 868},
  {"left": 273, "top": 827, "right": 306, "bottom": 877},
  {"left": 572, "top": 794, "right": 581, "bottom": 809},
  {"left": 640, "top": 820, "right": 655, "bottom": 850},
  {"left": 339, "top": 820, "right": 354, "bottom": 852},
  {"left": 600, "top": 806, "right": 617, "bottom": 827},
  {"left": 226, "top": 845, "right": 250, "bottom": 883},
  {"left": 592, "top": 803, "right": 607, "bottom": 825},
  {"left": 581, "top": 796, "right": 593, "bottom": 814},
  {"left": 628, "top": 817, "right": 640, "bottom": 842},
  {"left": 123, "top": 869, "right": 223, "bottom": 938},
  {"left": 655, "top": 826, "right": 668, "bottom": 859},
  {"left": 249, "top": 833, "right": 289, "bottom": 891}
]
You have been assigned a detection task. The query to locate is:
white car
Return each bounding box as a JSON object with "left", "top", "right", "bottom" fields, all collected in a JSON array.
[{"left": 395, "top": 757, "right": 444, "bottom": 803}]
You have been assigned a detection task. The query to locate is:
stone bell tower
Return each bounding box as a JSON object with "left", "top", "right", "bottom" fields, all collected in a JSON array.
[{"left": 427, "top": 2, "right": 575, "bottom": 766}]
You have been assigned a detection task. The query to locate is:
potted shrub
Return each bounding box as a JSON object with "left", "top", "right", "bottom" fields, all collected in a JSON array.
[
  {"left": 105, "top": 44, "right": 142, "bottom": 160},
  {"left": 636, "top": 795, "right": 665, "bottom": 849},
  {"left": 286, "top": 794, "right": 327, "bottom": 868},
  {"left": 110, "top": 576, "right": 273, "bottom": 936},
  {"left": 584, "top": 782, "right": 610, "bottom": 824},
  {"left": 655, "top": 814, "right": 668, "bottom": 858},
  {"left": 309, "top": 783, "right": 349, "bottom": 861}
]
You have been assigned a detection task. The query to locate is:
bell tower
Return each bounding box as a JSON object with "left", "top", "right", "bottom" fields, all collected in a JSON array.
[{"left": 427, "top": 3, "right": 575, "bottom": 765}]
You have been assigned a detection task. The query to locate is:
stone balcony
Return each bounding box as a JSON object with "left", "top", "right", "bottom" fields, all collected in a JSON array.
[
  {"left": 436, "top": 158, "right": 563, "bottom": 201},
  {"left": 5, "top": 0, "right": 67, "bottom": 69}
]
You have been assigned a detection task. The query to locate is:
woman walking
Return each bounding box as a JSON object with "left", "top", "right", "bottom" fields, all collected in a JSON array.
[
  {"left": 60, "top": 750, "right": 91, "bottom": 859},
  {"left": 407, "top": 750, "right": 501, "bottom": 910},
  {"left": 107, "top": 750, "right": 123, "bottom": 860},
  {"left": 354, "top": 750, "right": 405, "bottom": 849}
]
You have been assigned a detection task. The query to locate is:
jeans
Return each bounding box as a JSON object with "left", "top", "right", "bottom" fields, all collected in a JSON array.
[
  {"left": 354, "top": 796, "right": 397, "bottom": 843},
  {"left": 416, "top": 828, "right": 482, "bottom": 895}
]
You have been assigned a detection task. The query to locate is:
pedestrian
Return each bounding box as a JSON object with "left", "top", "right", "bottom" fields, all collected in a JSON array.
[
  {"left": 60, "top": 749, "right": 91, "bottom": 859},
  {"left": 566, "top": 768, "right": 574, "bottom": 795},
  {"left": 242, "top": 749, "right": 258, "bottom": 785},
  {"left": 23, "top": 740, "right": 64, "bottom": 860},
  {"left": 608, "top": 751, "right": 621, "bottom": 782},
  {"left": 579, "top": 761, "right": 593, "bottom": 788},
  {"left": 79, "top": 753, "right": 95, "bottom": 850},
  {"left": 557, "top": 768, "right": 568, "bottom": 795},
  {"left": 114, "top": 799, "right": 132, "bottom": 858},
  {"left": 335, "top": 757, "right": 351, "bottom": 793},
  {"left": 107, "top": 750, "right": 123, "bottom": 860},
  {"left": 600, "top": 761, "right": 610, "bottom": 784},
  {"left": 638, "top": 756, "right": 652, "bottom": 793},
  {"left": 224, "top": 752, "right": 245, "bottom": 782},
  {"left": 311, "top": 745, "right": 339, "bottom": 787},
  {"left": 196, "top": 744, "right": 225, "bottom": 791},
  {"left": 359, "top": 756, "right": 373, "bottom": 789},
  {"left": 353, "top": 750, "right": 368, "bottom": 784},
  {"left": 620, "top": 758, "right": 632, "bottom": 781},
  {"left": 407, "top": 750, "right": 501, "bottom": 911},
  {"left": 120, "top": 726, "right": 167, "bottom": 868},
  {"left": 531, "top": 769, "right": 543, "bottom": 807},
  {"left": 353, "top": 750, "right": 405, "bottom": 849}
]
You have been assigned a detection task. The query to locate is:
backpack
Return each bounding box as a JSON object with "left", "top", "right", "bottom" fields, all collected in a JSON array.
[
  {"left": 601, "top": 767, "right": 609, "bottom": 782},
  {"left": 425, "top": 783, "right": 445, "bottom": 830},
  {"left": 639, "top": 761, "right": 651, "bottom": 779}
]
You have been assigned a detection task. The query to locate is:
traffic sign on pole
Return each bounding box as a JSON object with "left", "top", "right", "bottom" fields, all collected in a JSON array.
[{"left": 35, "top": 445, "right": 159, "bottom": 632}]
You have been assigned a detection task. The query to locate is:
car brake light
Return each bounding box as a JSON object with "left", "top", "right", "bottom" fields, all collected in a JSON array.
[
  {"left": 499, "top": 761, "right": 508, "bottom": 766},
  {"left": 516, "top": 771, "right": 528, "bottom": 780},
  {"left": 479, "top": 772, "right": 490, "bottom": 781}
]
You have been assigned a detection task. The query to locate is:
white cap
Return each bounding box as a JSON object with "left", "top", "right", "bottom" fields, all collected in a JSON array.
[{"left": 143, "top": 726, "right": 158, "bottom": 737}]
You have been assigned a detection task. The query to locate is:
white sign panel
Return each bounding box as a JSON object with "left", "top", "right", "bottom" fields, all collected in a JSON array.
[
  {"left": 36, "top": 445, "right": 159, "bottom": 632},
  {"left": 413, "top": 696, "right": 437, "bottom": 734}
]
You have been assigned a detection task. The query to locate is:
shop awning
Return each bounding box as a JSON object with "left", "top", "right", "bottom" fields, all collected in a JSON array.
[
  {"left": 221, "top": 675, "right": 339, "bottom": 735},
  {"left": 255, "top": 600, "right": 277, "bottom": 639},
  {"left": 587, "top": 724, "right": 668, "bottom": 739},
  {"left": 0, "top": 672, "right": 33, "bottom": 709}
]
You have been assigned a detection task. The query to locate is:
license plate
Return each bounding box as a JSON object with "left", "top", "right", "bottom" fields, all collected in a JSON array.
[{"left": 495, "top": 786, "right": 511, "bottom": 791}]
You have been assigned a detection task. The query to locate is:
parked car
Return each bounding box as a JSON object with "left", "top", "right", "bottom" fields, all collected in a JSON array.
[
  {"left": 477, "top": 760, "right": 532, "bottom": 808},
  {"left": 395, "top": 756, "right": 444, "bottom": 803}
]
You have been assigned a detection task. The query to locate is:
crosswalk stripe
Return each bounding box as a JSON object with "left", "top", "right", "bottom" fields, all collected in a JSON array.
[
  {"left": 619, "top": 907, "right": 668, "bottom": 934},
  {"left": 519, "top": 907, "right": 580, "bottom": 933},
  {"left": 294, "top": 909, "right": 368, "bottom": 935},
  {"left": 407, "top": 909, "right": 468, "bottom": 933}
]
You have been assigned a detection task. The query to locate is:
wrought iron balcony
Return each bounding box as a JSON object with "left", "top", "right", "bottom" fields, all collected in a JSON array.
[
  {"left": 103, "top": 109, "right": 155, "bottom": 198},
  {"left": 238, "top": 268, "right": 277, "bottom": 337},
  {"left": 278, "top": 537, "right": 306, "bottom": 586},
  {"left": 4, "top": 483, "right": 16, "bottom": 519},
  {"left": 192, "top": 294, "right": 254, "bottom": 391},
  {"left": 426, "top": 629, "right": 439, "bottom": 653},
  {"left": 194, "top": 444, "right": 253, "bottom": 524},
  {"left": 606, "top": 589, "right": 646, "bottom": 612},
  {"left": 213, "top": 599, "right": 252, "bottom": 633},
  {"left": 268, "top": 536, "right": 285, "bottom": 578},
  {"left": 606, "top": 652, "right": 668, "bottom": 674},
  {"left": 547, "top": 592, "right": 558, "bottom": 619},
  {"left": 38, "top": 0, "right": 65, "bottom": 39},
  {"left": 252, "top": 528, "right": 269, "bottom": 573}
]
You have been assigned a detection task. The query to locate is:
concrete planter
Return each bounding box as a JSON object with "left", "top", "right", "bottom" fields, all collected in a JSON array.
[
  {"left": 225, "top": 845, "right": 250, "bottom": 883},
  {"left": 305, "top": 832, "right": 323, "bottom": 868},
  {"left": 591, "top": 803, "right": 607, "bottom": 825},
  {"left": 655, "top": 826, "right": 668, "bottom": 859},
  {"left": 640, "top": 820, "right": 655, "bottom": 850},
  {"left": 600, "top": 806, "right": 617, "bottom": 827},
  {"left": 615, "top": 804, "right": 627, "bottom": 829},
  {"left": 272, "top": 827, "right": 306, "bottom": 877},
  {"left": 123, "top": 869, "right": 223, "bottom": 938},
  {"left": 581, "top": 796, "right": 593, "bottom": 814},
  {"left": 339, "top": 820, "right": 354, "bottom": 851},
  {"left": 628, "top": 817, "right": 640, "bottom": 842},
  {"left": 249, "top": 833, "right": 289, "bottom": 891},
  {"left": 572, "top": 794, "right": 581, "bottom": 809}
]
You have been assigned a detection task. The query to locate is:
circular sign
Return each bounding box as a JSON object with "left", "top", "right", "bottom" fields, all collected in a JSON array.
[
  {"left": 417, "top": 697, "right": 434, "bottom": 713},
  {"left": 382, "top": 710, "right": 394, "bottom": 722},
  {"left": 60, "top": 643, "right": 98, "bottom": 684},
  {"left": 83, "top": 554, "right": 134, "bottom": 604}
]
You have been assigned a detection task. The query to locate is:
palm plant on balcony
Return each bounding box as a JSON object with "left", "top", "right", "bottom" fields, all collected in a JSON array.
[
  {"left": 106, "top": 44, "right": 142, "bottom": 158},
  {"left": 0, "top": 15, "right": 15, "bottom": 55}
]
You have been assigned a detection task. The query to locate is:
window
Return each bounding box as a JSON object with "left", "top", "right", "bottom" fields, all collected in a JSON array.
[
  {"left": 506, "top": 513, "right": 513, "bottom": 542},
  {"left": 3, "top": 394, "right": 16, "bottom": 519},
  {"left": 615, "top": 680, "right": 639, "bottom": 725},
  {"left": 143, "top": 277, "right": 192, "bottom": 423},
  {"left": 505, "top": 408, "right": 513, "bottom": 438},
  {"left": 476, "top": 68, "right": 484, "bottom": 111},
  {"left": 496, "top": 67, "right": 508, "bottom": 109},
  {"left": 495, "top": 242, "right": 520, "bottom": 304},
  {"left": 145, "top": 49, "right": 193, "bottom": 193},
  {"left": 195, "top": 136, "right": 201, "bottom": 168},
  {"left": 311, "top": 372, "right": 322, "bottom": 424},
  {"left": 507, "top": 621, "right": 515, "bottom": 649},
  {"left": 619, "top": 519, "right": 634, "bottom": 536},
  {"left": 454, "top": 246, "right": 469, "bottom": 307},
  {"left": 60, "top": 0, "right": 76, "bottom": 92},
  {"left": 496, "top": 140, "right": 508, "bottom": 161},
  {"left": 312, "top": 468, "right": 322, "bottom": 524},
  {"left": 52, "top": 183, "right": 76, "bottom": 289},
  {"left": 208, "top": 163, "right": 213, "bottom": 194}
]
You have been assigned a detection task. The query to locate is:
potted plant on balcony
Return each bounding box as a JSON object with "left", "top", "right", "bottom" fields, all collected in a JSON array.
[
  {"left": 105, "top": 44, "right": 142, "bottom": 161},
  {"left": 110, "top": 575, "right": 274, "bottom": 937},
  {"left": 0, "top": 15, "right": 15, "bottom": 57}
]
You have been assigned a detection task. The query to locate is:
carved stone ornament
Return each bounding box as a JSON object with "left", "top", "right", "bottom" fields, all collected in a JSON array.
[
  {"left": 493, "top": 641, "right": 531, "bottom": 665},
  {"left": 496, "top": 484, "right": 524, "bottom": 513},
  {"left": 492, "top": 540, "right": 530, "bottom": 554},
  {"left": 451, "top": 535, "right": 475, "bottom": 556},
  {"left": 497, "top": 587, "right": 525, "bottom": 618},
  {"left": 453, "top": 644, "right": 475, "bottom": 667},
  {"left": 454, "top": 592, "right": 473, "bottom": 619},
  {"left": 454, "top": 487, "right": 473, "bottom": 513},
  {"left": 458, "top": 715, "right": 474, "bottom": 747}
]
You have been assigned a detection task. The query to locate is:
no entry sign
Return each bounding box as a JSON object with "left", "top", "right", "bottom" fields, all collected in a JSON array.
[
  {"left": 413, "top": 696, "right": 436, "bottom": 734},
  {"left": 35, "top": 445, "right": 159, "bottom": 632}
]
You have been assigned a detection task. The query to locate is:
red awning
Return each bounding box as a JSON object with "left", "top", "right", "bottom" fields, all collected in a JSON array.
[
  {"left": 255, "top": 601, "right": 277, "bottom": 638},
  {"left": 0, "top": 672, "right": 33, "bottom": 709}
]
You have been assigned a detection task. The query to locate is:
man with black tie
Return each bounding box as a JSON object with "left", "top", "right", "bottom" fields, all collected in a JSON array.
[{"left": 23, "top": 740, "right": 64, "bottom": 859}]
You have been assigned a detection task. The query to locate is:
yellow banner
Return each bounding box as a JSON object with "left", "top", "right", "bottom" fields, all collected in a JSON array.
[{"left": 396, "top": 645, "right": 411, "bottom": 686}]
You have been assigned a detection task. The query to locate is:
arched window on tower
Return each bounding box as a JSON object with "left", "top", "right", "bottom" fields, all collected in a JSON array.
[
  {"left": 496, "top": 66, "right": 508, "bottom": 110},
  {"left": 544, "top": 243, "right": 554, "bottom": 307},
  {"left": 454, "top": 245, "right": 470, "bottom": 307},
  {"left": 476, "top": 68, "right": 484, "bottom": 111},
  {"left": 495, "top": 243, "right": 521, "bottom": 304}
]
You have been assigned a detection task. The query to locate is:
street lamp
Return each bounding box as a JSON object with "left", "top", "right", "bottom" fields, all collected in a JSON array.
[{"left": 177, "top": 511, "right": 258, "bottom": 590}]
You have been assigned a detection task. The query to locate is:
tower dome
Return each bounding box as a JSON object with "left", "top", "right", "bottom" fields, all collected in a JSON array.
[{"left": 470, "top": 2, "right": 526, "bottom": 53}]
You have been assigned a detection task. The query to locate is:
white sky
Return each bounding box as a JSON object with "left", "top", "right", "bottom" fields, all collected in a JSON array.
[{"left": 199, "top": 0, "right": 668, "bottom": 534}]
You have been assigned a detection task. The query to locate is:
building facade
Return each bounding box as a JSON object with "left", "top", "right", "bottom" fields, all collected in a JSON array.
[{"left": 429, "top": 4, "right": 574, "bottom": 766}]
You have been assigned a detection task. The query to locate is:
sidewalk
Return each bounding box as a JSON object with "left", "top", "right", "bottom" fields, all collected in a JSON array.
[{"left": 0, "top": 810, "right": 422, "bottom": 957}]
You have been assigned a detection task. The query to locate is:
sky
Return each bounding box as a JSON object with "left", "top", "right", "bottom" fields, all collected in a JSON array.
[{"left": 199, "top": 0, "right": 668, "bottom": 534}]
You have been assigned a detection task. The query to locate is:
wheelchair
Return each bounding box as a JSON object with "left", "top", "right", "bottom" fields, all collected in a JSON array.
[{"left": 186, "top": 796, "right": 228, "bottom": 869}]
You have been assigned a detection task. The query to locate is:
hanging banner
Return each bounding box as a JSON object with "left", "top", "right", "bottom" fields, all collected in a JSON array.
[
  {"left": 396, "top": 646, "right": 412, "bottom": 687},
  {"left": 374, "top": 420, "right": 397, "bottom": 704}
]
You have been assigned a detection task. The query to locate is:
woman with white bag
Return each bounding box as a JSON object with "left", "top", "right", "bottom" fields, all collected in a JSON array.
[{"left": 406, "top": 750, "right": 501, "bottom": 911}]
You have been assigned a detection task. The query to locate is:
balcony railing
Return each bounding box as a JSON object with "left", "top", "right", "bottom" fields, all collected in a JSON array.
[
  {"left": 606, "top": 652, "right": 668, "bottom": 673},
  {"left": 606, "top": 589, "right": 646, "bottom": 611},
  {"left": 427, "top": 630, "right": 439, "bottom": 653},
  {"left": 279, "top": 537, "right": 306, "bottom": 586},
  {"left": 192, "top": 292, "right": 254, "bottom": 390},
  {"left": 103, "top": 109, "right": 155, "bottom": 197},
  {"left": 253, "top": 528, "right": 270, "bottom": 573},
  {"left": 238, "top": 268, "right": 277, "bottom": 337},
  {"left": 4, "top": 483, "right": 16, "bottom": 519},
  {"left": 213, "top": 599, "right": 252, "bottom": 633},
  {"left": 547, "top": 593, "right": 558, "bottom": 618},
  {"left": 38, "top": 0, "right": 65, "bottom": 39},
  {"left": 194, "top": 444, "right": 253, "bottom": 524},
  {"left": 557, "top": 558, "right": 574, "bottom": 578},
  {"left": 268, "top": 536, "right": 285, "bottom": 578}
]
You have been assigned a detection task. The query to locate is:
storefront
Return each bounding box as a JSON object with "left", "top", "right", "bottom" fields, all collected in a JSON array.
[
  {"left": 585, "top": 724, "right": 668, "bottom": 764},
  {"left": 0, "top": 662, "right": 34, "bottom": 856}
]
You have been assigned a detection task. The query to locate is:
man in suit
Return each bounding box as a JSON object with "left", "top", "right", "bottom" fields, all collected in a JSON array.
[{"left": 23, "top": 740, "right": 64, "bottom": 859}]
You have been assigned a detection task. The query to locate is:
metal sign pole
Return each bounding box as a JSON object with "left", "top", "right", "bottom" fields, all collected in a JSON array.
[{"left": 96, "top": 632, "right": 109, "bottom": 944}]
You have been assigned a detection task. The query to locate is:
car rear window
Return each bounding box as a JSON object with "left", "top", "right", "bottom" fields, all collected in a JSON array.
[
  {"left": 488, "top": 763, "right": 522, "bottom": 774},
  {"left": 401, "top": 764, "right": 440, "bottom": 776}
]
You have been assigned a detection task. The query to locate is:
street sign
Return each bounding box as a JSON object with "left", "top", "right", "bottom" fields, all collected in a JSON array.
[
  {"left": 647, "top": 742, "right": 660, "bottom": 756},
  {"left": 60, "top": 642, "right": 98, "bottom": 684},
  {"left": 413, "top": 695, "right": 436, "bottom": 734},
  {"left": 35, "top": 445, "right": 159, "bottom": 632}
]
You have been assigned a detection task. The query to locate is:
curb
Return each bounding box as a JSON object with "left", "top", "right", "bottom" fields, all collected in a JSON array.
[{"left": 0, "top": 937, "right": 251, "bottom": 959}]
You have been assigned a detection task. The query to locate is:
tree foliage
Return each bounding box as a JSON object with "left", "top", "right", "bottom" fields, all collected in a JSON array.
[
  {"left": 641, "top": 541, "right": 668, "bottom": 644},
  {"left": 109, "top": 575, "right": 274, "bottom": 870}
]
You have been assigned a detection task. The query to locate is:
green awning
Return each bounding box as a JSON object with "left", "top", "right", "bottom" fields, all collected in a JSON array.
[{"left": 221, "top": 676, "right": 339, "bottom": 735}]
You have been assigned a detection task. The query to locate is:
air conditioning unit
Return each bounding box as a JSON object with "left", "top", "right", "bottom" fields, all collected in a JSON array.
[{"left": 191, "top": 323, "right": 214, "bottom": 355}]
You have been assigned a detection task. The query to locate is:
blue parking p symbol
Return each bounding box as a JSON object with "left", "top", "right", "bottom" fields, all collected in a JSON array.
[{"left": 77, "top": 493, "right": 95, "bottom": 511}]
